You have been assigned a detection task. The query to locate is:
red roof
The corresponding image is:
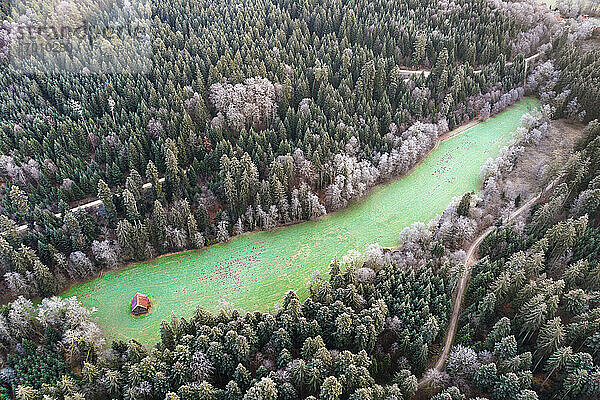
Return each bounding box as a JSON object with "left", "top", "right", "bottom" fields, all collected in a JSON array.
[{"left": 132, "top": 293, "right": 149, "bottom": 312}]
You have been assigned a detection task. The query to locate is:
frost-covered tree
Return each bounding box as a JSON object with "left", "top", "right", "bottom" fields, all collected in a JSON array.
[
  {"left": 91, "top": 240, "right": 120, "bottom": 269},
  {"left": 217, "top": 221, "right": 230, "bottom": 243},
  {"left": 210, "top": 77, "right": 277, "bottom": 131}
]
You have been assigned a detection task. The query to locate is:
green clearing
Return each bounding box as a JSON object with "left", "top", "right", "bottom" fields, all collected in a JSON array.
[{"left": 62, "top": 97, "right": 540, "bottom": 344}]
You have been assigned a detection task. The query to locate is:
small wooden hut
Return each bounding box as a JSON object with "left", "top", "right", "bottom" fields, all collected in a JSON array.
[{"left": 131, "top": 293, "right": 150, "bottom": 315}]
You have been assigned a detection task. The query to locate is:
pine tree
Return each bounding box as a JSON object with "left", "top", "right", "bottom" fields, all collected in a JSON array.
[
  {"left": 535, "top": 317, "right": 564, "bottom": 368},
  {"left": 122, "top": 189, "right": 139, "bottom": 220},
  {"left": 414, "top": 33, "right": 427, "bottom": 65},
  {"left": 146, "top": 160, "right": 162, "bottom": 200},
  {"left": 152, "top": 200, "right": 167, "bottom": 251},
  {"left": 97, "top": 180, "right": 116, "bottom": 221},
  {"left": 165, "top": 148, "right": 180, "bottom": 201},
  {"left": 457, "top": 192, "right": 472, "bottom": 217},
  {"left": 10, "top": 186, "right": 29, "bottom": 216},
  {"left": 125, "top": 169, "right": 144, "bottom": 201}
]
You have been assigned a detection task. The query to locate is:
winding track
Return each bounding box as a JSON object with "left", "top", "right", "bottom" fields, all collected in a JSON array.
[
  {"left": 15, "top": 177, "right": 166, "bottom": 232},
  {"left": 416, "top": 179, "right": 556, "bottom": 391},
  {"left": 400, "top": 52, "right": 541, "bottom": 81}
]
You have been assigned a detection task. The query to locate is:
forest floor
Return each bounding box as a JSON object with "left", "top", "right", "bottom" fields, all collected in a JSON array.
[{"left": 504, "top": 118, "right": 584, "bottom": 201}]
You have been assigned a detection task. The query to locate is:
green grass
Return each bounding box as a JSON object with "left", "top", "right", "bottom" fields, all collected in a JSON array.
[{"left": 62, "top": 97, "right": 540, "bottom": 344}]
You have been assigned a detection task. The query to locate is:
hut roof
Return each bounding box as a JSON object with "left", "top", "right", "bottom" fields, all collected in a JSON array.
[{"left": 132, "top": 293, "right": 149, "bottom": 312}]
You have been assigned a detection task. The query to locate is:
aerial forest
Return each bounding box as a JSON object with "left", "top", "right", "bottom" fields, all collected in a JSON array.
[
  {"left": 0, "top": 0, "right": 599, "bottom": 398},
  {"left": 0, "top": 0, "right": 541, "bottom": 301}
]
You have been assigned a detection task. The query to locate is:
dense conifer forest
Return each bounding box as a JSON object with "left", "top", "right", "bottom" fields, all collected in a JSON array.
[
  {"left": 0, "top": 0, "right": 547, "bottom": 300},
  {"left": 0, "top": 0, "right": 599, "bottom": 398}
]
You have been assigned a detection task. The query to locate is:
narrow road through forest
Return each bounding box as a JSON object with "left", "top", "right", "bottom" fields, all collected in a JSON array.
[
  {"left": 15, "top": 177, "right": 166, "bottom": 232},
  {"left": 400, "top": 52, "right": 541, "bottom": 80},
  {"left": 416, "top": 179, "right": 556, "bottom": 392}
]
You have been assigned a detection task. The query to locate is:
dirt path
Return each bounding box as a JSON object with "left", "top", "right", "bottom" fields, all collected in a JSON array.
[
  {"left": 416, "top": 180, "right": 555, "bottom": 392},
  {"left": 402, "top": 52, "right": 541, "bottom": 81},
  {"left": 16, "top": 177, "right": 166, "bottom": 233}
]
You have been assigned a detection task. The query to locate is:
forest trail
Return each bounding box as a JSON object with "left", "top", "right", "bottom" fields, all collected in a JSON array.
[
  {"left": 15, "top": 177, "right": 167, "bottom": 233},
  {"left": 401, "top": 52, "right": 541, "bottom": 80},
  {"left": 473, "top": 52, "right": 542, "bottom": 74},
  {"left": 416, "top": 178, "right": 555, "bottom": 392}
]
